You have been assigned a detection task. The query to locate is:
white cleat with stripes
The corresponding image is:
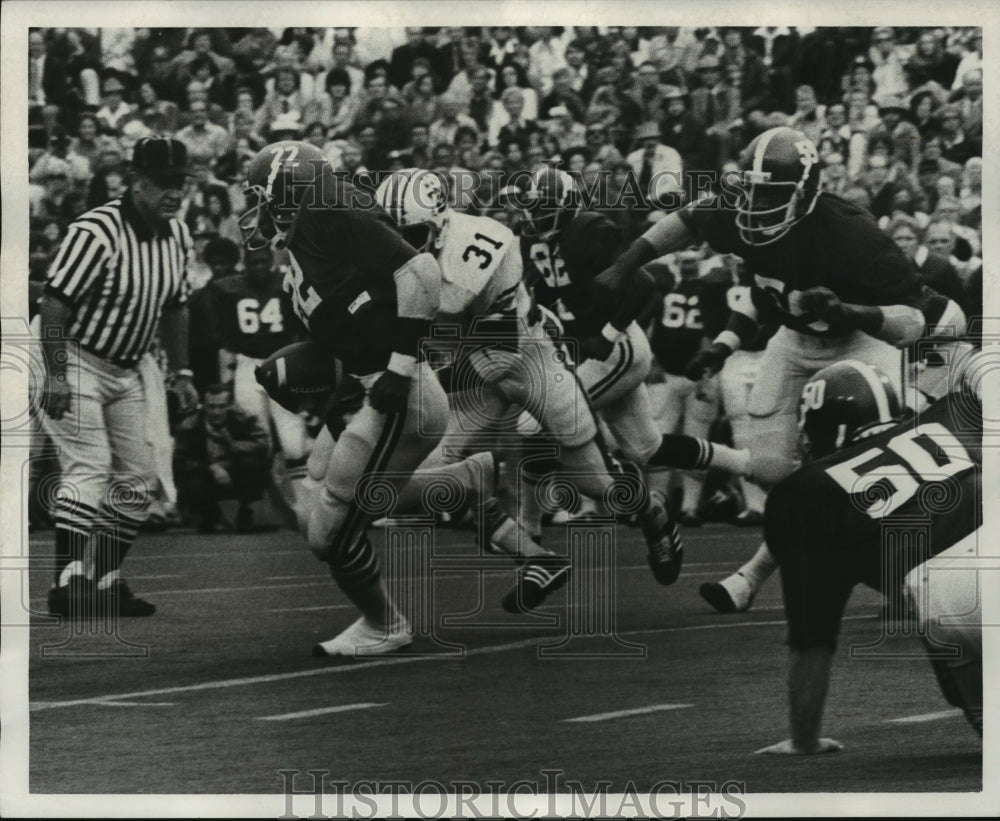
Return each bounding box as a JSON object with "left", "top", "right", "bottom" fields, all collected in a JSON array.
[
  {"left": 502, "top": 555, "right": 571, "bottom": 613},
  {"left": 313, "top": 616, "right": 413, "bottom": 658}
]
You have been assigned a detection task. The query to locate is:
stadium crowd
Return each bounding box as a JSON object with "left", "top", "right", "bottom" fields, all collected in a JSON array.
[{"left": 28, "top": 25, "right": 984, "bottom": 530}]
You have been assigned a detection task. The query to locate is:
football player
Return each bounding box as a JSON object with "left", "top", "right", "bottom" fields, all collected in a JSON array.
[
  {"left": 518, "top": 166, "right": 684, "bottom": 583},
  {"left": 212, "top": 245, "right": 308, "bottom": 521},
  {"left": 596, "top": 127, "right": 928, "bottom": 611},
  {"left": 238, "top": 142, "right": 560, "bottom": 656},
  {"left": 374, "top": 168, "right": 680, "bottom": 604},
  {"left": 756, "top": 361, "right": 982, "bottom": 753}
]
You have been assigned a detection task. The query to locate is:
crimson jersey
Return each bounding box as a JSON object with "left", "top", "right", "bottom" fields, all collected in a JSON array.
[
  {"left": 520, "top": 211, "right": 625, "bottom": 339},
  {"left": 211, "top": 274, "right": 301, "bottom": 359},
  {"left": 280, "top": 177, "right": 418, "bottom": 376},
  {"left": 679, "top": 193, "right": 925, "bottom": 336},
  {"left": 649, "top": 274, "right": 729, "bottom": 375},
  {"left": 765, "top": 394, "right": 982, "bottom": 650}
]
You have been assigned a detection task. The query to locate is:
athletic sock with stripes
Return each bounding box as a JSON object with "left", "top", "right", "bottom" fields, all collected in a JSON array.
[
  {"left": 93, "top": 510, "right": 143, "bottom": 586},
  {"left": 649, "top": 434, "right": 750, "bottom": 476}
]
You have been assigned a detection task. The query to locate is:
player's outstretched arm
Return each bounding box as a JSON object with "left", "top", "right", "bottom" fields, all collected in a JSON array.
[
  {"left": 756, "top": 645, "right": 843, "bottom": 755},
  {"left": 798, "top": 287, "right": 924, "bottom": 347},
  {"left": 595, "top": 212, "right": 694, "bottom": 292}
]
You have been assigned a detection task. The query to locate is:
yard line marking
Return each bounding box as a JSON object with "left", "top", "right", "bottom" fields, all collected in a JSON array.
[
  {"left": 886, "top": 709, "right": 964, "bottom": 724},
  {"left": 94, "top": 701, "right": 176, "bottom": 707},
  {"left": 265, "top": 574, "right": 325, "bottom": 581},
  {"left": 257, "top": 703, "right": 388, "bottom": 721},
  {"left": 126, "top": 575, "right": 182, "bottom": 580},
  {"left": 563, "top": 704, "right": 694, "bottom": 723},
  {"left": 28, "top": 616, "right": 871, "bottom": 712},
  {"left": 267, "top": 604, "right": 355, "bottom": 613}
]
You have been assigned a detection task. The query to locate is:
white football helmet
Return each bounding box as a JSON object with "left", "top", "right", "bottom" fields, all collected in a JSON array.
[{"left": 375, "top": 168, "right": 450, "bottom": 253}]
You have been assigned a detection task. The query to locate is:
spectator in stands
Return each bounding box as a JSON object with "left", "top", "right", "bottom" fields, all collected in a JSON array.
[
  {"left": 719, "top": 27, "right": 770, "bottom": 119},
  {"left": 137, "top": 80, "right": 181, "bottom": 134},
  {"left": 254, "top": 65, "right": 317, "bottom": 139},
  {"left": 69, "top": 113, "right": 118, "bottom": 175},
  {"left": 870, "top": 95, "right": 921, "bottom": 172},
  {"left": 844, "top": 84, "right": 881, "bottom": 135},
  {"left": 33, "top": 159, "right": 87, "bottom": 228},
  {"left": 390, "top": 27, "right": 438, "bottom": 90},
  {"left": 951, "top": 29, "right": 982, "bottom": 91},
  {"left": 433, "top": 27, "right": 468, "bottom": 91},
  {"left": 628, "top": 61, "right": 669, "bottom": 123},
  {"left": 492, "top": 87, "right": 541, "bottom": 152},
  {"left": 86, "top": 163, "right": 127, "bottom": 210},
  {"left": 546, "top": 105, "right": 586, "bottom": 151},
  {"left": 171, "top": 29, "right": 236, "bottom": 92},
  {"left": 539, "top": 66, "right": 586, "bottom": 123},
  {"left": 29, "top": 127, "right": 91, "bottom": 188},
  {"left": 950, "top": 67, "right": 983, "bottom": 140},
  {"left": 862, "top": 153, "right": 901, "bottom": 220},
  {"left": 562, "top": 40, "right": 590, "bottom": 97},
  {"left": 484, "top": 25, "right": 520, "bottom": 72},
  {"left": 173, "top": 384, "right": 270, "bottom": 534},
  {"left": 316, "top": 68, "right": 358, "bottom": 139},
  {"left": 495, "top": 62, "right": 538, "bottom": 120},
  {"left": 924, "top": 218, "right": 980, "bottom": 285},
  {"left": 935, "top": 103, "right": 979, "bottom": 165},
  {"left": 868, "top": 26, "right": 909, "bottom": 105},
  {"left": 909, "top": 90, "right": 941, "bottom": 141},
  {"left": 584, "top": 120, "right": 624, "bottom": 167},
  {"left": 429, "top": 95, "right": 478, "bottom": 149},
  {"left": 787, "top": 84, "right": 824, "bottom": 145},
  {"left": 406, "top": 72, "right": 443, "bottom": 126},
  {"left": 95, "top": 73, "right": 136, "bottom": 135},
  {"left": 907, "top": 30, "right": 961, "bottom": 90},
  {"left": 959, "top": 156, "right": 982, "bottom": 216},
  {"left": 627, "top": 121, "right": 683, "bottom": 207},
  {"left": 887, "top": 215, "right": 963, "bottom": 303},
  {"left": 526, "top": 26, "right": 567, "bottom": 95},
  {"left": 820, "top": 152, "right": 850, "bottom": 196},
  {"left": 142, "top": 44, "right": 183, "bottom": 105},
  {"left": 176, "top": 99, "right": 231, "bottom": 167}
]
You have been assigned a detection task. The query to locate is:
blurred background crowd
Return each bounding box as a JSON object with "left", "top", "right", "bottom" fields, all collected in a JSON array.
[{"left": 27, "top": 25, "right": 984, "bottom": 529}]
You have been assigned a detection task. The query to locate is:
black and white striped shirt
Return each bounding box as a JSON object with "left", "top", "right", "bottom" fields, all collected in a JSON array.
[{"left": 46, "top": 193, "right": 192, "bottom": 367}]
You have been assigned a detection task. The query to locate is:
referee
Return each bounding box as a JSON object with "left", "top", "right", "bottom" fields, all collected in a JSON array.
[{"left": 39, "top": 137, "right": 200, "bottom": 618}]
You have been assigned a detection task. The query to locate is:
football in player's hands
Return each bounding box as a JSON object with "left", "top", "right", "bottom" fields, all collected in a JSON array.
[
  {"left": 255, "top": 340, "right": 336, "bottom": 413},
  {"left": 797, "top": 286, "right": 844, "bottom": 322},
  {"left": 369, "top": 369, "right": 410, "bottom": 414}
]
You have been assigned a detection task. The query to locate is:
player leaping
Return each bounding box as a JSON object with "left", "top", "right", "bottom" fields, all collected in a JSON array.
[{"left": 595, "top": 127, "right": 927, "bottom": 611}]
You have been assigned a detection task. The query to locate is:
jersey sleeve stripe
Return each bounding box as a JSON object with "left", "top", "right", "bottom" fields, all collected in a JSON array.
[{"left": 47, "top": 229, "right": 107, "bottom": 301}]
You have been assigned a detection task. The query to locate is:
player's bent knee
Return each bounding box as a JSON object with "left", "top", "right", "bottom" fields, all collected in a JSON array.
[{"left": 306, "top": 490, "right": 351, "bottom": 559}]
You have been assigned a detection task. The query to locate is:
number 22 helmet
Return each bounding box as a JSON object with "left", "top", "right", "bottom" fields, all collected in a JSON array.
[
  {"left": 239, "top": 141, "right": 332, "bottom": 251},
  {"left": 374, "top": 168, "right": 450, "bottom": 253},
  {"left": 799, "top": 360, "right": 903, "bottom": 459},
  {"left": 735, "top": 127, "right": 821, "bottom": 247}
]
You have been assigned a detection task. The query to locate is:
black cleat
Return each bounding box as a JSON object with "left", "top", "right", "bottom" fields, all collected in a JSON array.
[
  {"left": 502, "top": 555, "right": 570, "bottom": 613},
  {"left": 97, "top": 579, "right": 156, "bottom": 617},
  {"left": 46, "top": 575, "right": 94, "bottom": 619},
  {"left": 699, "top": 581, "right": 738, "bottom": 614},
  {"left": 678, "top": 510, "right": 704, "bottom": 528},
  {"left": 642, "top": 505, "right": 684, "bottom": 585}
]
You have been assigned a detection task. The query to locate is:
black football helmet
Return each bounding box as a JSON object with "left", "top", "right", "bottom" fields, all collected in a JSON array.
[
  {"left": 735, "top": 127, "right": 821, "bottom": 246},
  {"left": 239, "top": 141, "right": 332, "bottom": 251},
  {"left": 799, "top": 360, "right": 903, "bottom": 459},
  {"left": 520, "top": 166, "right": 581, "bottom": 241}
]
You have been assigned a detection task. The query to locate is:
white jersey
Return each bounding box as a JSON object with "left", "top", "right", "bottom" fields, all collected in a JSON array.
[{"left": 437, "top": 212, "right": 527, "bottom": 321}]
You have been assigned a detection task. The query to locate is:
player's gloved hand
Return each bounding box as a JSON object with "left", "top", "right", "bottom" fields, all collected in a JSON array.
[
  {"left": 755, "top": 738, "right": 844, "bottom": 755},
  {"left": 43, "top": 372, "right": 72, "bottom": 420},
  {"left": 172, "top": 373, "right": 200, "bottom": 415},
  {"left": 369, "top": 368, "right": 411, "bottom": 415},
  {"left": 579, "top": 334, "right": 616, "bottom": 362},
  {"left": 684, "top": 342, "right": 731, "bottom": 381},
  {"left": 797, "top": 286, "right": 846, "bottom": 324}
]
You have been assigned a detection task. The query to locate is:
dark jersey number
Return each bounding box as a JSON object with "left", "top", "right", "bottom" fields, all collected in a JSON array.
[{"left": 462, "top": 232, "right": 504, "bottom": 270}]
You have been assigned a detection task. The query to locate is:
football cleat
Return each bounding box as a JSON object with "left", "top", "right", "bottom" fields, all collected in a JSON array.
[
  {"left": 642, "top": 503, "right": 684, "bottom": 585},
  {"left": 96, "top": 579, "right": 156, "bottom": 617},
  {"left": 46, "top": 575, "right": 94, "bottom": 619},
  {"left": 678, "top": 510, "right": 704, "bottom": 528},
  {"left": 312, "top": 616, "right": 413, "bottom": 658},
  {"left": 699, "top": 573, "right": 755, "bottom": 614},
  {"left": 734, "top": 509, "right": 764, "bottom": 527},
  {"left": 502, "top": 555, "right": 571, "bottom": 613}
]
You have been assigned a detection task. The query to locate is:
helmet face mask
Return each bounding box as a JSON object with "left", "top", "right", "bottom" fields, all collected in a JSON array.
[
  {"left": 521, "top": 168, "right": 580, "bottom": 241},
  {"left": 735, "top": 127, "right": 820, "bottom": 247}
]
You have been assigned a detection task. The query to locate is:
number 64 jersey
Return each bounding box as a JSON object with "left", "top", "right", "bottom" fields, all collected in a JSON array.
[
  {"left": 765, "top": 393, "right": 982, "bottom": 650},
  {"left": 212, "top": 273, "right": 301, "bottom": 359}
]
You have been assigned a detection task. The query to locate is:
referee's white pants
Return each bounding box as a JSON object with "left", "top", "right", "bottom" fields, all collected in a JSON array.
[{"left": 40, "top": 348, "right": 157, "bottom": 529}]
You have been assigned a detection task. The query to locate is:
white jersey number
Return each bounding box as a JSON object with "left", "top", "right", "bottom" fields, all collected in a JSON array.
[
  {"left": 237, "top": 297, "right": 285, "bottom": 334},
  {"left": 529, "top": 242, "right": 571, "bottom": 289},
  {"left": 825, "top": 423, "right": 974, "bottom": 519},
  {"left": 283, "top": 255, "right": 322, "bottom": 327},
  {"left": 661, "top": 292, "right": 702, "bottom": 330}
]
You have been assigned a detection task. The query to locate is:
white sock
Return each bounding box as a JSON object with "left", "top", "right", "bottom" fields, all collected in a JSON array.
[
  {"left": 736, "top": 542, "right": 777, "bottom": 592},
  {"left": 58, "top": 560, "right": 86, "bottom": 587}
]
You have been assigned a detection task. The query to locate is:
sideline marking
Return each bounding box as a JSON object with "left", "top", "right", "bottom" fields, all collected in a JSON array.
[
  {"left": 257, "top": 703, "right": 388, "bottom": 721},
  {"left": 563, "top": 704, "right": 693, "bottom": 723}
]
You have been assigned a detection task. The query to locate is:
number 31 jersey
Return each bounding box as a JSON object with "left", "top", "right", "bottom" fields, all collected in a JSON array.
[{"left": 211, "top": 273, "right": 301, "bottom": 359}]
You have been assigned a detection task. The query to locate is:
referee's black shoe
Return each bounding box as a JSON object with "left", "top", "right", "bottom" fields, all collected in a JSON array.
[
  {"left": 47, "top": 575, "right": 94, "bottom": 619},
  {"left": 96, "top": 579, "right": 156, "bottom": 617}
]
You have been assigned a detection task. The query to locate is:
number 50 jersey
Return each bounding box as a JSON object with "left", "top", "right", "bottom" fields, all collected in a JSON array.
[{"left": 765, "top": 392, "right": 982, "bottom": 649}]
